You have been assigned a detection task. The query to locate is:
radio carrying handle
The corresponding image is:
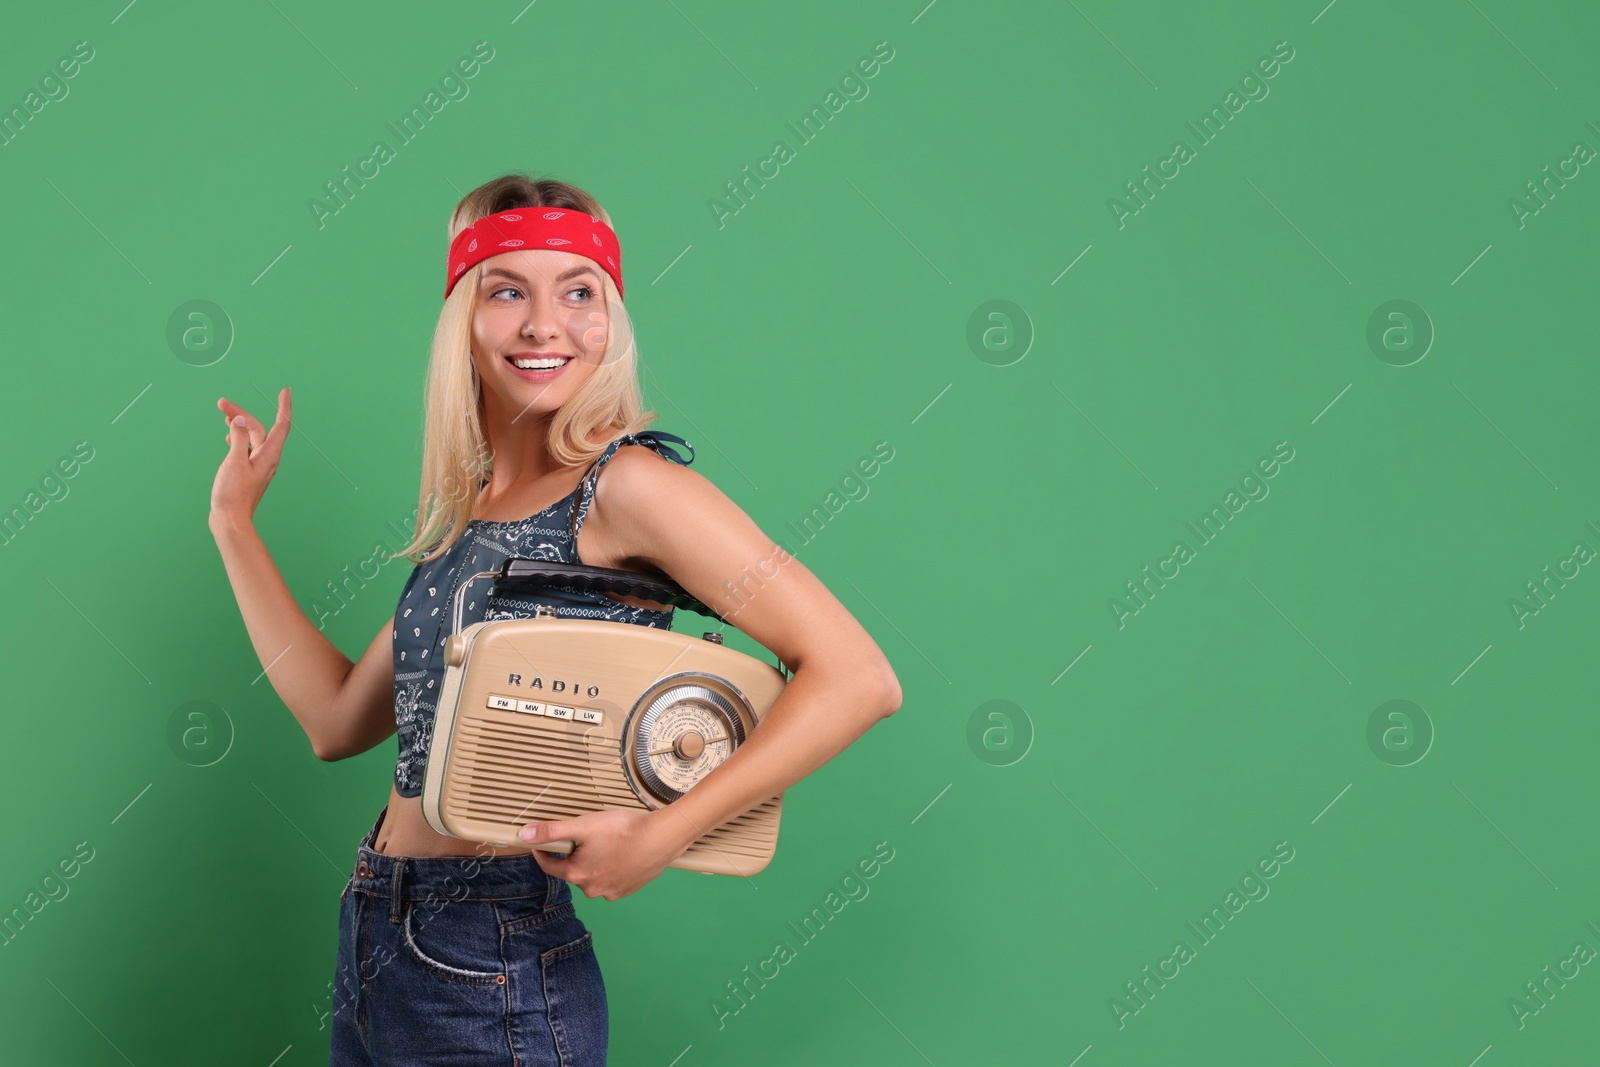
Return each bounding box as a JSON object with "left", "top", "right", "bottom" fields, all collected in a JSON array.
[{"left": 450, "top": 559, "right": 728, "bottom": 639}]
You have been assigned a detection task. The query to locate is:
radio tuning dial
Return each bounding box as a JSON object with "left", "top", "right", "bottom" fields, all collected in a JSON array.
[{"left": 623, "top": 680, "right": 752, "bottom": 806}]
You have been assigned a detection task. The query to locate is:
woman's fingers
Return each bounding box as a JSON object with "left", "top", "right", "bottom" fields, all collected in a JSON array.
[
  {"left": 226, "top": 415, "right": 250, "bottom": 461},
  {"left": 257, "top": 387, "right": 293, "bottom": 463},
  {"left": 219, "top": 414, "right": 263, "bottom": 452},
  {"left": 217, "top": 396, "right": 269, "bottom": 452},
  {"left": 215, "top": 390, "right": 290, "bottom": 468}
]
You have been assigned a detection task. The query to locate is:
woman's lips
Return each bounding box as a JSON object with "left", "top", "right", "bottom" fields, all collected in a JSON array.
[{"left": 504, "top": 355, "right": 572, "bottom": 382}]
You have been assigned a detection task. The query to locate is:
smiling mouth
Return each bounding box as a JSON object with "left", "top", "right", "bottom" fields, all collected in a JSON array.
[{"left": 506, "top": 355, "right": 572, "bottom": 371}]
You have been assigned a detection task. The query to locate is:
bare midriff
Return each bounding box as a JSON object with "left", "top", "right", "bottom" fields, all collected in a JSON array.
[{"left": 371, "top": 786, "right": 535, "bottom": 857}]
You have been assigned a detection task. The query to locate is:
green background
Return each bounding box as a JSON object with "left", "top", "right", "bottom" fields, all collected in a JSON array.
[{"left": 3, "top": 0, "right": 1597, "bottom": 1063}]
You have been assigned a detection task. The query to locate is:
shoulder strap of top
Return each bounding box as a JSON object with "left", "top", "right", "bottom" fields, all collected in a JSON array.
[{"left": 569, "top": 430, "right": 695, "bottom": 544}]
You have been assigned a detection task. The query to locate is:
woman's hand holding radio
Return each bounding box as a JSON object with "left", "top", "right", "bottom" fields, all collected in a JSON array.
[
  {"left": 520, "top": 809, "right": 688, "bottom": 902},
  {"left": 211, "top": 388, "right": 292, "bottom": 527}
]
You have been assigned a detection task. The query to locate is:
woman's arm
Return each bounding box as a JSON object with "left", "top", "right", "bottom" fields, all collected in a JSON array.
[
  {"left": 211, "top": 517, "right": 395, "bottom": 759},
  {"left": 521, "top": 446, "right": 902, "bottom": 895},
  {"left": 208, "top": 389, "right": 398, "bottom": 761},
  {"left": 655, "top": 621, "right": 900, "bottom": 852}
]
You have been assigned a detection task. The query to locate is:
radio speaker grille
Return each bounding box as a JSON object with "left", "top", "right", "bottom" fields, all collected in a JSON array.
[{"left": 445, "top": 712, "right": 782, "bottom": 870}]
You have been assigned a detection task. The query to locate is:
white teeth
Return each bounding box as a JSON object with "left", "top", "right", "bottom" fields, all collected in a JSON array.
[{"left": 511, "top": 357, "right": 569, "bottom": 370}]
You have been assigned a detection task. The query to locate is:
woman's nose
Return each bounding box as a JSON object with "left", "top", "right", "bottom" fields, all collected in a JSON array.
[{"left": 523, "top": 300, "right": 562, "bottom": 337}]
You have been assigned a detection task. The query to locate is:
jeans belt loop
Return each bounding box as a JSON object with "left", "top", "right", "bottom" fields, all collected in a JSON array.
[{"left": 390, "top": 858, "right": 406, "bottom": 924}]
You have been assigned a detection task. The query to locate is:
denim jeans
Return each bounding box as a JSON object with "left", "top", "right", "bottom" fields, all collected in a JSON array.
[{"left": 329, "top": 804, "right": 609, "bottom": 1065}]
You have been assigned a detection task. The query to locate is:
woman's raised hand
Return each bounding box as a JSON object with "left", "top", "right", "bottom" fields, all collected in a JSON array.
[{"left": 210, "top": 388, "right": 292, "bottom": 527}]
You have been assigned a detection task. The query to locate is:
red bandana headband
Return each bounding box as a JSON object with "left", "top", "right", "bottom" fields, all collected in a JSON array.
[{"left": 444, "top": 208, "right": 624, "bottom": 301}]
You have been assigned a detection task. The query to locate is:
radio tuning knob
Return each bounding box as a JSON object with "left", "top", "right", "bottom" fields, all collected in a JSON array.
[
  {"left": 702, "top": 632, "right": 724, "bottom": 644},
  {"left": 444, "top": 635, "right": 465, "bottom": 667},
  {"left": 674, "top": 732, "right": 706, "bottom": 760}
]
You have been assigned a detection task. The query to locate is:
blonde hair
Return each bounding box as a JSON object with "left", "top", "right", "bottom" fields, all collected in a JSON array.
[{"left": 392, "top": 173, "right": 659, "bottom": 564}]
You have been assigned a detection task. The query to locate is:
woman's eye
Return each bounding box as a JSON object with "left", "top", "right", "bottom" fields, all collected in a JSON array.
[{"left": 488, "top": 285, "right": 591, "bottom": 302}]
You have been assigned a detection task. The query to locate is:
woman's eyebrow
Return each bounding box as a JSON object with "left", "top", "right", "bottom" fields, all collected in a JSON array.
[{"left": 483, "top": 265, "right": 599, "bottom": 285}]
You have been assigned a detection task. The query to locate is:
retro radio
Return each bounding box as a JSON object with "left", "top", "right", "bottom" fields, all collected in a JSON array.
[{"left": 420, "top": 559, "right": 789, "bottom": 876}]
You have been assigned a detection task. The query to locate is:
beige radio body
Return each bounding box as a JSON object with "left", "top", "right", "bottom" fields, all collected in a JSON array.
[{"left": 420, "top": 608, "right": 787, "bottom": 876}]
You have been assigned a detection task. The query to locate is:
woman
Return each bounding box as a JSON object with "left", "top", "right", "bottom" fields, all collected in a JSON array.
[{"left": 208, "top": 172, "right": 903, "bottom": 1066}]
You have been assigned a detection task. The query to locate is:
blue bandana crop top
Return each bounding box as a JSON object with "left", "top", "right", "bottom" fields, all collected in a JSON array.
[{"left": 389, "top": 430, "right": 695, "bottom": 798}]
